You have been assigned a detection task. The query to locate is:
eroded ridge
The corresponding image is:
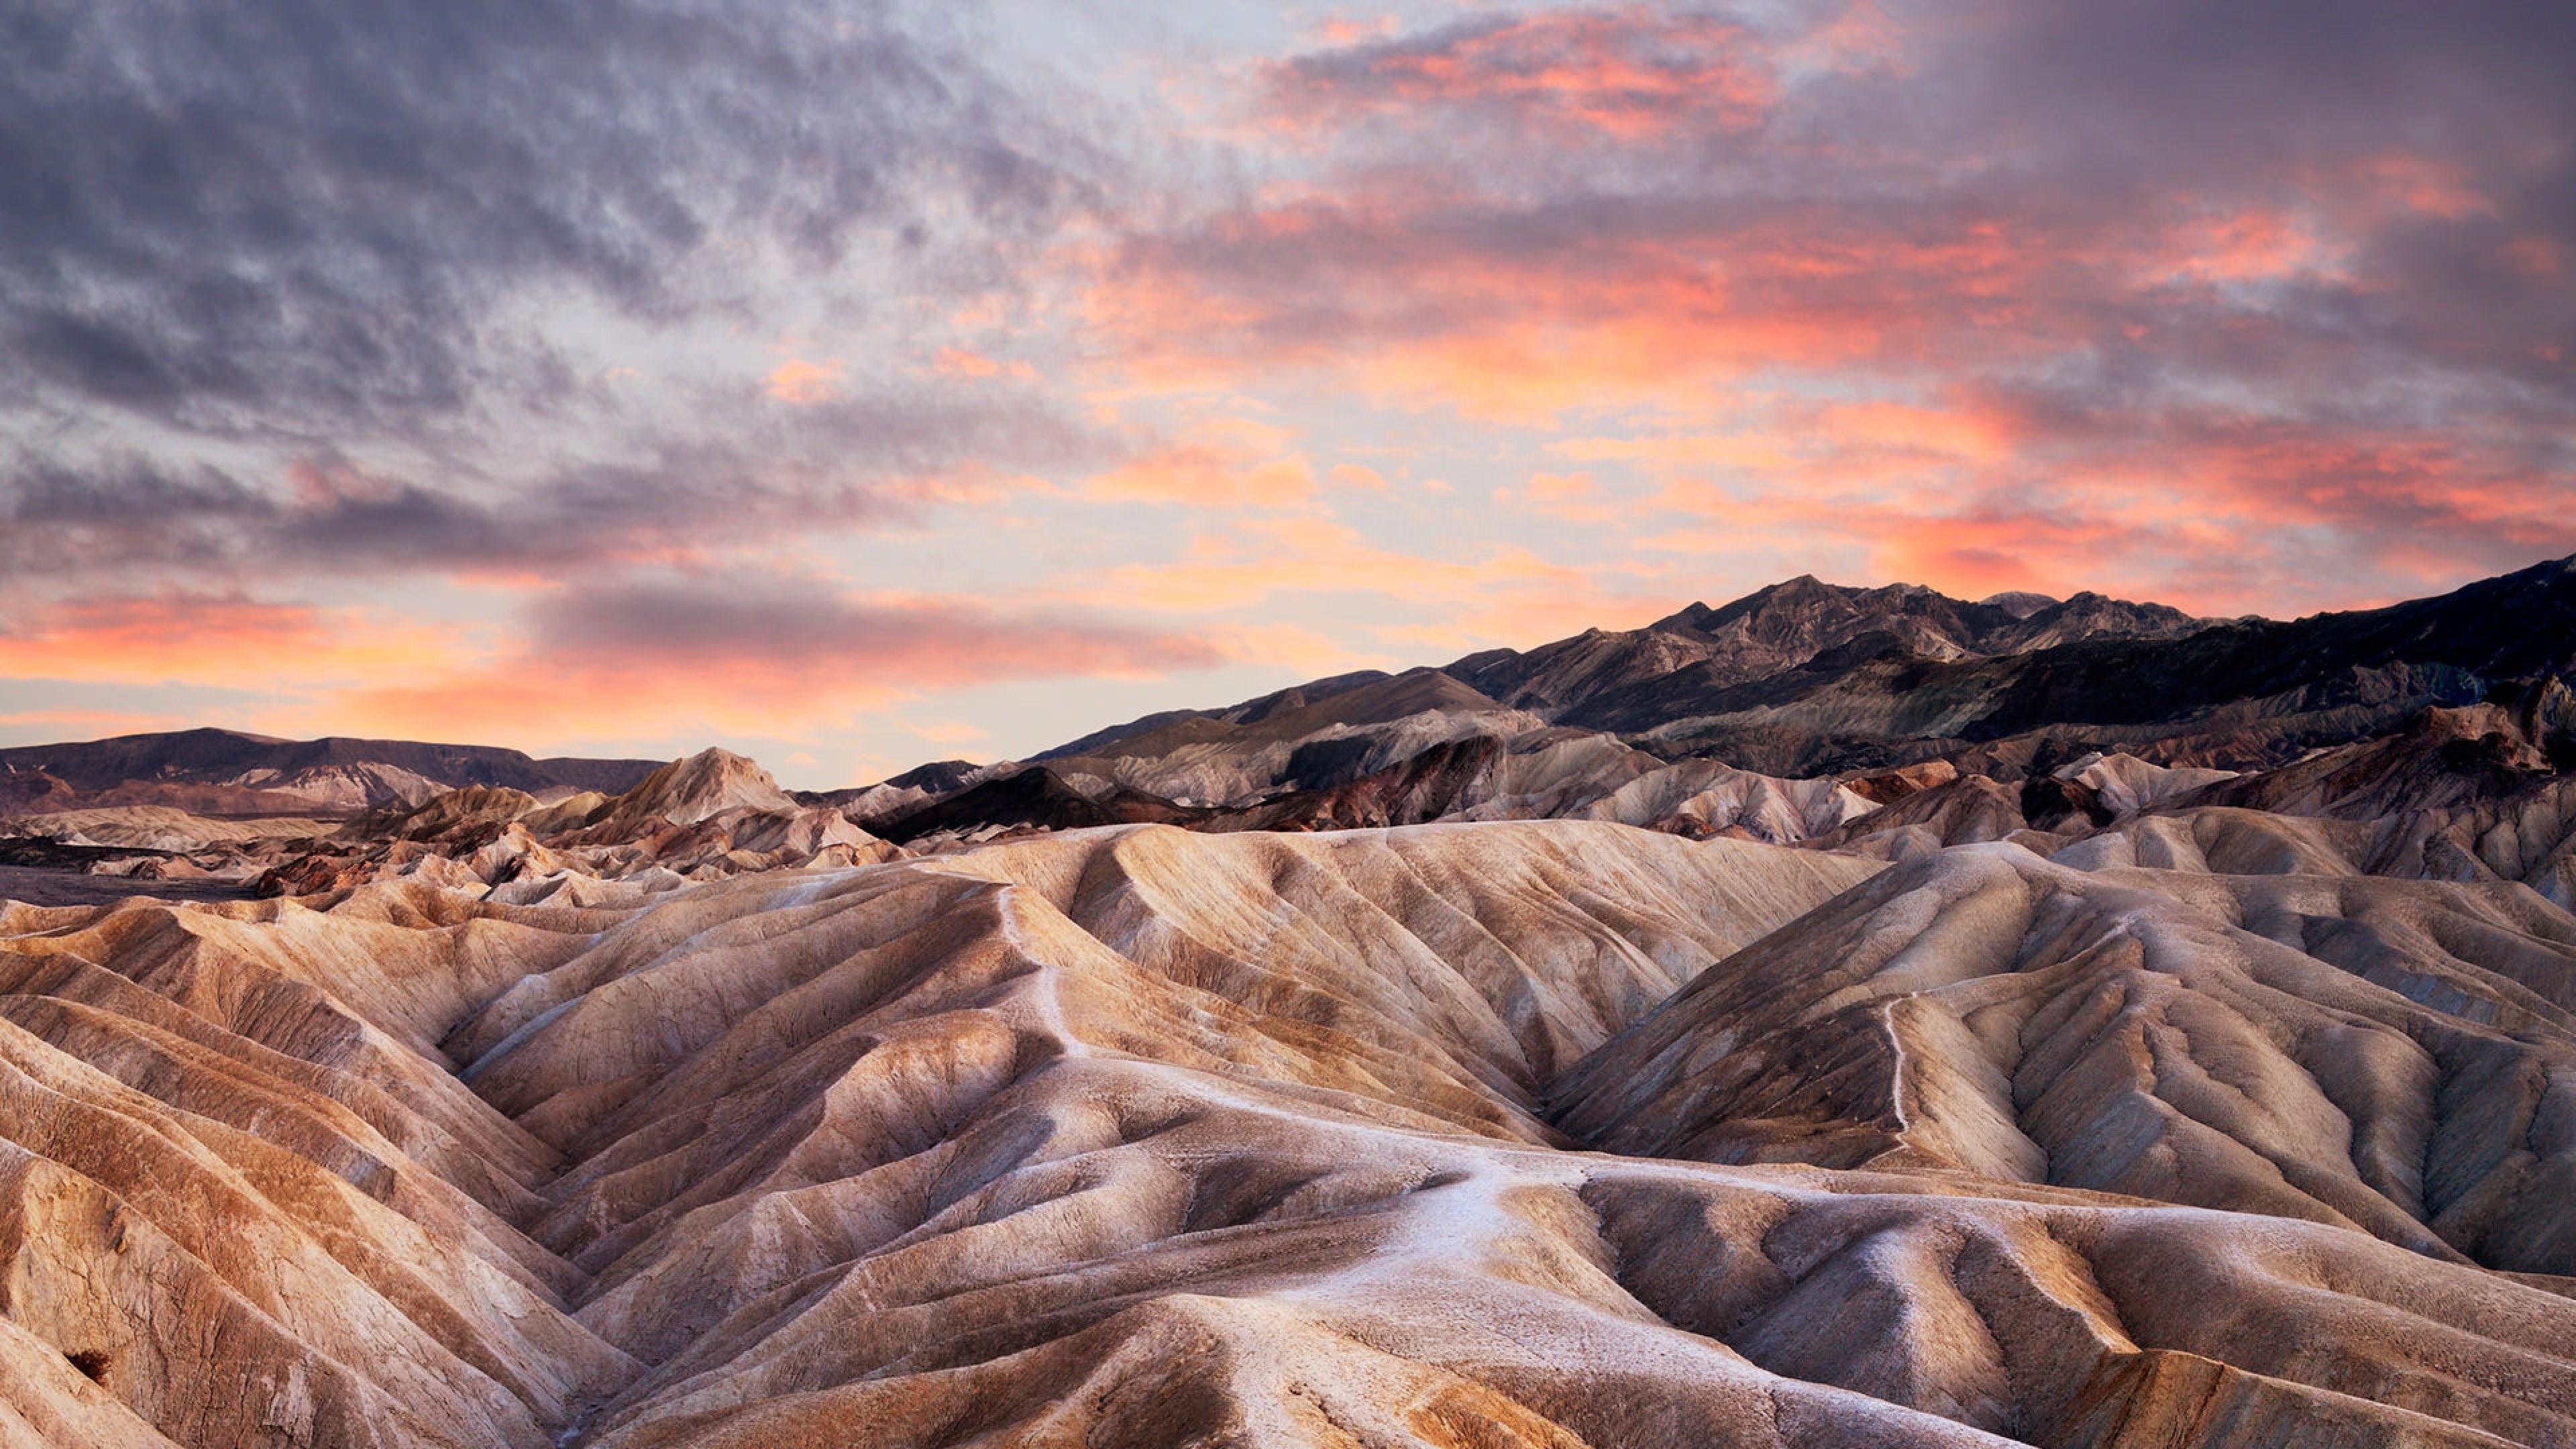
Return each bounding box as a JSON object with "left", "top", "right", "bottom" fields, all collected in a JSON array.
[
  {"left": 0, "top": 820, "right": 2571, "bottom": 1446},
  {"left": 1552, "top": 843, "right": 2576, "bottom": 1276}
]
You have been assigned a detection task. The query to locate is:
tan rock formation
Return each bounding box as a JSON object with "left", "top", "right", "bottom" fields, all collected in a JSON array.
[
  {"left": 1556, "top": 842, "right": 2576, "bottom": 1274},
  {"left": 1, "top": 820, "right": 2569, "bottom": 1445}
]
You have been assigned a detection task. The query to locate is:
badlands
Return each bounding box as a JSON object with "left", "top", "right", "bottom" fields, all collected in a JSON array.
[{"left": 0, "top": 559, "right": 2573, "bottom": 1446}]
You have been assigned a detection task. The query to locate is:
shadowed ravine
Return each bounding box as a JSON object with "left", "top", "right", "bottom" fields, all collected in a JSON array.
[{"left": 0, "top": 819, "right": 2570, "bottom": 1446}]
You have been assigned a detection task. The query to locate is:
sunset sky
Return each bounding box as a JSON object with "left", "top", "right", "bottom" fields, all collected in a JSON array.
[{"left": 4, "top": 0, "right": 2571, "bottom": 787}]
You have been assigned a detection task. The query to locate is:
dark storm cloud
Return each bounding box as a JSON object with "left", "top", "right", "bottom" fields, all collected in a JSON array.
[
  {"left": 5, "top": 459, "right": 270, "bottom": 527},
  {"left": 0, "top": 0, "right": 1113, "bottom": 594},
  {"left": 0, "top": 0, "right": 1079, "bottom": 433}
]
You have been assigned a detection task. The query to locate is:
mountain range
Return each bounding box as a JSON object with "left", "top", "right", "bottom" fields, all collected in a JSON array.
[
  {"left": 0, "top": 557, "right": 2572, "bottom": 1446},
  {"left": 841, "top": 553, "right": 2575, "bottom": 846},
  {"left": 0, "top": 729, "right": 660, "bottom": 816}
]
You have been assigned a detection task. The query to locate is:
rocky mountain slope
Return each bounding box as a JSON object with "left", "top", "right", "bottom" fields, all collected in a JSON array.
[
  {"left": 1446, "top": 576, "right": 2206, "bottom": 714},
  {"left": 845, "top": 555, "right": 2575, "bottom": 846}
]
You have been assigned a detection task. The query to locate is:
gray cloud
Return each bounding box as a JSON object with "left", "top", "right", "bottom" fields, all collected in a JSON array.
[
  {"left": 0, "top": 0, "right": 1081, "bottom": 427},
  {"left": 1891, "top": 0, "right": 2576, "bottom": 391},
  {"left": 0, "top": 0, "right": 1107, "bottom": 586},
  {"left": 1, "top": 369, "right": 1112, "bottom": 576},
  {"left": 526, "top": 575, "right": 1224, "bottom": 681}
]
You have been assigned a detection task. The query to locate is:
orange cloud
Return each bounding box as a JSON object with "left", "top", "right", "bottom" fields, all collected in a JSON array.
[
  {"left": 764, "top": 356, "right": 846, "bottom": 404},
  {"left": 2501, "top": 234, "right": 2564, "bottom": 279},
  {"left": 0, "top": 594, "right": 449, "bottom": 688},
  {"left": 2149, "top": 207, "right": 2343, "bottom": 286},
  {"left": 1310, "top": 16, "right": 1400, "bottom": 47},
  {"left": 1630, "top": 409, "right": 2575, "bottom": 618},
  {"left": 0, "top": 708, "right": 203, "bottom": 739},
  {"left": 911, "top": 720, "right": 992, "bottom": 746},
  {"left": 1548, "top": 392, "right": 2023, "bottom": 513},
  {"left": 1786, "top": 0, "right": 1908, "bottom": 76},
  {"left": 1083, "top": 191, "right": 2100, "bottom": 420},
  {"left": 1068, "top": 513, "right": 1658, "bottom": 648},
  {"left": 1086, "top": 418, "right": 1317, "bottom": 507}
]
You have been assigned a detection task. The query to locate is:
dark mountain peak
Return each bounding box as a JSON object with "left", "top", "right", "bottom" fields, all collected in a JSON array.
[
  {"left": 1232, "top": 687, "right": 1313, "bottom": 726},
  {"left": 1688, "top": 573, "right": 1972, "bottom": 654},
  {"left": 1659, "top": 573, "right": 1913, "bottom": 632},
  {"left": 166, "top": 726, "right": 292, "bottom": 746},
  {"left": 1431, "top": 569, "right": 2216, "bottom": 726},
  {"left": 2467, "top": 550, "right": 2576, "bottom": 600},
  {"left": 1446, "top": 646, "right": 1519, "bottom": 675},
  {"left": 1033, "top": 670, "right": 1410, "bottom": 762},
  {"left": 1252, "top": 667, "right": 1507, "bottom": 733},
  {"left": 1652, "top": 600, "right": 1719, "bottom": 633},
  {"left": 1700, "top": 572, "right": 1843, "bottom": 624},
  {"left": 1999, "top": 592, "right": 2204, "bottom": 649},
  {"left": 1858, "top": 580, "right": 1941, "bottom": 602},
  {"left": 874, "top": 764, "right": 1203, "bottom": 845},
  {"left": 883, "top": 759, "right": 985, "bottom": 794},
  {"left": 1032, "top": 707, "right": 1212, "bottom": 763}
]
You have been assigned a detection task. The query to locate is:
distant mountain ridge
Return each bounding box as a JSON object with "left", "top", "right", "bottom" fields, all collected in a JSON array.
[
  {"left": 9, "top": 559, "right": 2571, "bottom": 845},
  {"left": 0, "top": 727, "right": 661, "bottom": 815},
  {"left": 849, "top": 555, "right": 2576, "bottom": 846},
  {"left": 1452, "top": 575, "right": 2209, "bottom": 716},
  {"left": 1030, "top": 572, "right": 2215, "bottom": 778}
]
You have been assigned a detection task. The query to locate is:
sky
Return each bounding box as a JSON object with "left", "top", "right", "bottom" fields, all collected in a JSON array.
[{"left": 2, "top": 0, "right": 2571, "bottom": 788}]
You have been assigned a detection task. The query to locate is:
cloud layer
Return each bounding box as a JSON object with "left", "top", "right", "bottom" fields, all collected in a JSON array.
[
  {"left": 1, "top": 0, "right": 1107, "bottom": 586},
  {"left": 1, "top": 0, "right": 1071, "bottom": 427},
  {"left": 1100, "top": 0, "right": 2576, "bottom": 610},
  {"left": 331, "top": 576, "right": 1226, "bottom": 741},
  {"left": 5, "top": 0, "right": 2569, "bottom": 782}
]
